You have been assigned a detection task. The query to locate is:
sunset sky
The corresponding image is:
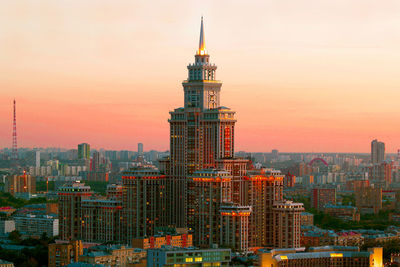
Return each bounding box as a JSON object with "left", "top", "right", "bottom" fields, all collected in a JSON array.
[{"left": 1, "top": 0, "right": 400, "bottom": 152}]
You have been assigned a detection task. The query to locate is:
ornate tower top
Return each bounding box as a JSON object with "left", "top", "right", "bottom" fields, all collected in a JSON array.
[{"left": 198, "top": 16, "right": 206, "bottom": 56}]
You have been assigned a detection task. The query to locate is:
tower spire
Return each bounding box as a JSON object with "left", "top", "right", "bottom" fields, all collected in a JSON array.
[{"left": 198, "top": 16, "right": 206, "bottom": 55}]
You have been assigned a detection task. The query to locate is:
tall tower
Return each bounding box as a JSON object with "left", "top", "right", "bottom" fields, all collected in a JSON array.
[
  {"left": 168, "top": 18, "right": 236, "bottom": 227},
  {"left": 12, "top": 99, "right": 18, "bottom": 161}
]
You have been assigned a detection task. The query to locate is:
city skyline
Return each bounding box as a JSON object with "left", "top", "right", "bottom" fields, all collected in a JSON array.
[{"left": 1, "top": 0, "right": 400, "bottom": 153}]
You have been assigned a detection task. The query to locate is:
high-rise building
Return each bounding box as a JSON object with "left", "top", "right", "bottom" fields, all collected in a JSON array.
[
  {"left": 35, "top": 150, "right": 40, "bottom": 168},
  {"left": 58, "top": 181, "right": 93, "bottom": 240},
  {"left": 78, "top": 143, "right": 90, "bottom": 160},
  {"left": 168, "top": 18, "right": 236, "bottom": 227},
  {"left": 272, "top": 201, "right": 304, "bottom": 248},
  {"left": 311, "top": 188, "right": 336, "bottom": 210},
  {"left": 122, "top": 168, "right": 167, "bottom": 243},
  {"left": 81, "top": 198, "right": 123, "bottom": 243},
  {"left": 187, "top": 170, "right": 232, "bottom": 247},
  {"left": 138, "top": 143, "right": 143, "bottom": 156},
  {"left": 245, "top": 171, "right": 285, "bottom": 247},
  {"left": 371, "top": 139, "right": 385, "bottom": 164},
  {"left": 220, "top": 204, "right": 251, "bottom": 253}
]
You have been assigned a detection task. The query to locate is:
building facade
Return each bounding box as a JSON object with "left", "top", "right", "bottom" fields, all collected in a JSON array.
[
  {"left": 58, "top": 182, "right": 93, "bottom": 240},
  {"left": 220, "top": 204, "right": 251, "bottom": 253},
  {"left": 122, "top": 168, "right": 167, "bottom": 243},
  {"left": 187, "top": 170, "right": 232, "bottom": 247}
]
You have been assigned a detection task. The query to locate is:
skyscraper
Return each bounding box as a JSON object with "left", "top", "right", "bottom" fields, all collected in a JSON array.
[
  {"left": 78, "top": 143, "right": 90, "bottom": 160},
  {"left": 168, "top": 17, "right": 236, "bottom": 227},
  {"left": 371, "top": 139, "right": 385, "bottom": 164}
]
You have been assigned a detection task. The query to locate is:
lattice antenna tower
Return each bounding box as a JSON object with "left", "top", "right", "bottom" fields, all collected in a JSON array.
[{"left": 12, "top": 99, "right": 18, "bottom": 160}]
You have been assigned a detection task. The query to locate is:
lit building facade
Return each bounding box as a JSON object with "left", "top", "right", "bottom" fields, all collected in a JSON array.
[
  {"left": 81, "top": 198, "right": 123, "bottom": 243},
  {"left": 122, "top": 168, "right": 167, "bottom": 243},
  {"left": 245, "top": 171, "right": 284, "bottom": 247},
  {"left": 132, "top": 233, "right": 193, "bottom": 250},
  {"left": 220, "top": 204, "right": 251, "bottom": 253},
  {"left": 147, "top": 247, "right": 231, "bottom": 267},
  {"left": 58, "top": 181, "right": 93, "bottom": 240},
  {"left": 187, "top": 169, "right": 232, "bottom": 247},
  {"left": 272, "top": 201, "right": 304, "bottom": 248}
]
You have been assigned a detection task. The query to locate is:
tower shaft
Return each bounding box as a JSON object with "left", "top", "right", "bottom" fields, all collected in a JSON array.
[{"left": 12, "top": 100, "right": 18, "bottom": 161}]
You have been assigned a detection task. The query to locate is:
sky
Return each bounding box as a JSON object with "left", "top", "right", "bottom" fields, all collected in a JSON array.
[{"left": 0, "top": 0, "right": 399, "bottom": 153}]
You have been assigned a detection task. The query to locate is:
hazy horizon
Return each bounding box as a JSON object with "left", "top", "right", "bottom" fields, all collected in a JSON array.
[{"left": 1, "top": 0, "right": 399, "bottom": 153}]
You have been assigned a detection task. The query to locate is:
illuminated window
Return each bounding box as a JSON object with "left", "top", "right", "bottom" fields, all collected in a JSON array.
[{"left": 185, "top": 258, "right": 193, "bottom": 262}]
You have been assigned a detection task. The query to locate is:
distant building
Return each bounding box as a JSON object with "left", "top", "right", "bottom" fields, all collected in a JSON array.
[
  {"left": 369, "top": 162, "right": 393, "bottom": 187},
  {"left": 324, "top": 204, "right": 360, "bottom": 222},
  {"left": 345, "top": 179, "right": 369, "bottom": 191},
  {"left": 311, "top": 188, "right": 336, "bottom": 210},
  {"left": 371, "top": 139, "right": 385, "bottom": 164},
  {"left": 147, "top": 247, "right": 231, "bottom": 267},
  {"left": 48, "top": 240, "right": 83, "bottom": 267},
  {"left": 284, "top": 173, "right": 296, "bottom": 187},
  {"left": 35, "top": 150, "right": 41, "bottom": 168},
  {"left": 138, "top": 143, "right": 143, "bottom": 156},
  {"left": 5, "top": 174, "right": 36, "bottom": 196},
  {"left": 355, "top": 186, "right": 382, "bottom": 214},
  {"left": 300, "top": 212, "right": 314, "bottom": 226},
  {"left": 78, "top": 143, "right": 90, "bottom": 160}
]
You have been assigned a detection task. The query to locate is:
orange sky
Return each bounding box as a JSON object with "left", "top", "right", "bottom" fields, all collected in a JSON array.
[{"left": 0, "top": 0, "right": 399, "bottom": 153}]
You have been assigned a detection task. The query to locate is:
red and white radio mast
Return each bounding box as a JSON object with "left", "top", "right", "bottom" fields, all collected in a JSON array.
[{"left": 12, "top": 99, "right": 18, "bottom": 161}]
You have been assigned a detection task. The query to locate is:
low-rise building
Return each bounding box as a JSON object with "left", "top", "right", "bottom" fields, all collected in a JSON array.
[
  {"left": 324, "top": 204, "right": 360, "bottom": 221},
  {"left": 147, "top": 247, "right": 231, "bottom": 267},
  {"left": 132, "top": 233, "right": 193, "bottom": 250},
  {"left": 79, "top": 245, "right": 146, "bottom": 266},
  {"left": 48, "top": 240, "right": 83, "bottom": 267},
  {"left": 256, "top": 246, "right": 382, "bottom": 267},
  {"left": 14, "top": 214, "right": 58, "bottom": 237}
]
